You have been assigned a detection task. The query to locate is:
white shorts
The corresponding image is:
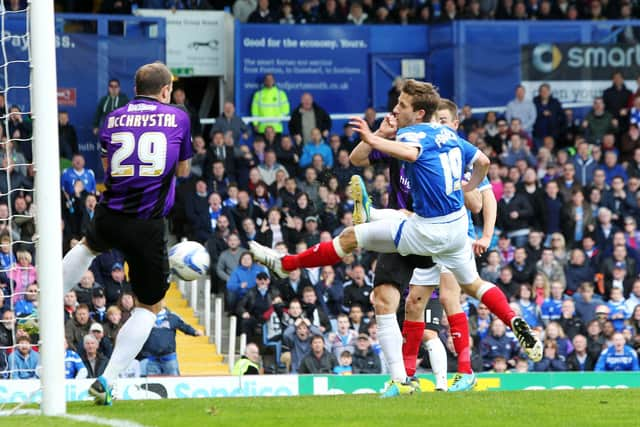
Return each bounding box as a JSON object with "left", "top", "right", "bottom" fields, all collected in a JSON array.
[
  {"left": 394, "top": 209, "right": 478, "bottom": 286},
  {"left": 410, "top": 264, "right": 465, "bottom": 287},
  {"left": 353, "top": 208, "right": 479, "bottom": 285}
]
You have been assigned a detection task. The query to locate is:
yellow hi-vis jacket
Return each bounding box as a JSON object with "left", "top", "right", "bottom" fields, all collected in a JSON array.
[
  {"left": 251, "top": 85, "right": 290, "bottom": 133},
  {"left": 232, "top": 357, "right": 260, "bottom": 375}
]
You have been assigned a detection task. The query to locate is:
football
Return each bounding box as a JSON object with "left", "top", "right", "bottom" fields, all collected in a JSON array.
[{"left": 169, "top": 240, "right": 210, "bottom": 281}]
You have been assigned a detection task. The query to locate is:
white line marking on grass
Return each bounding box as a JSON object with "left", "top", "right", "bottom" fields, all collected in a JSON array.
[{"left": 0, "top": 409, "right": 152, "bottom": 427}]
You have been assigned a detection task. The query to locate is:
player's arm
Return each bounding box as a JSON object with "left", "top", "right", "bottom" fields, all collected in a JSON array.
[
  {"left": 349, "top": 141, "right": 373, "bottom": 166},
  {"left": 464, "top": 151, "right": 490, "bottom": 192},
  {"left": 101, "top": 156, "right": 108, "bottom": 174},
  {"left": 349, "top": 116, "right": 419, "bottom": 162},
  {"left": 474, "top": 188, "right": 497, "bottom": 256},
  {"left": 350, "top": 114, "right": 397, "bottom": 166},
  {"left": 464, "top": 189, "right": 482, "bottom": 214},
  {"left": 176, "top": 159, "right": 191, "bottom": 178},
  {"left": 177, "top": 115, "right": 193, "bottom": 178}
]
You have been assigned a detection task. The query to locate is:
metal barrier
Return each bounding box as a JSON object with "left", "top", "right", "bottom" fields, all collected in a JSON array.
[{"left": 228, "top": 316, "right": 237, "bottom": 370}]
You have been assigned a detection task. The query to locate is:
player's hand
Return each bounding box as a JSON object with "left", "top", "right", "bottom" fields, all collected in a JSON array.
[
  {"left": 294, "top": 134, "right": 302, "bottom": 145},
  {"left": 510, "top": 211, "right": 519, "bottom": 219},
  {"left": 241, "top": 281, "right": 248, "bottom": 289},
  {"left": 399, "top": 209, "right": 414, "bottom": 217},
  {"left": 378, "top": 113, "right": 397, "bottom": 138},
  {"left": 473, "top": 236, "right": 491, "bottom": 256},
  {"left": 93, "top": 128, "right": 99, "bottom": 135},
  {"left": 242, "top": 312, "right": 250, "bottom": 319},
  {"left": 195, "top": 330, "right": 204, "bottom": 336},
  {"left": 349, "top": 117, "right": 373, "bottom": 143}
]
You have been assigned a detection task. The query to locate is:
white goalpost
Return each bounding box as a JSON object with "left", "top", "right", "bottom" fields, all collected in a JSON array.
[{"left": 30, "top": 1, "right": 65, "bottom": 416}]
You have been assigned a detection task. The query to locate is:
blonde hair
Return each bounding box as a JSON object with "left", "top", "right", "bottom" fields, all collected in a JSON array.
[
  {"left": 438, "top": 98, "right": 458, "bottom": 120},
  {"left": 16, "top": 250, "right": 31, "bottom": 264},
  {"left": 106, "top": 305, "right": 121, "bottom": 317},
  {"left": 533, "top": 273, "right": 551, "bottom": 299}
]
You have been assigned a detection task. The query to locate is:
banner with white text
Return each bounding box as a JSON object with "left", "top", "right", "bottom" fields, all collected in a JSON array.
[
  {"left": 237, "top": 25, "right": 369, "bottom": 116},
  {"left": 1, "top": 373, "right": 638, "bottom": 403}
]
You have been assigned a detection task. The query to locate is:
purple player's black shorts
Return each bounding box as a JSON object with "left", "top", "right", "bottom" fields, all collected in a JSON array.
[
  {"left": 85, "top": 204, "right": 170, "bottom": 305},
  {"left": 373, "top": 253, "right": 434, "bottom": 292}
]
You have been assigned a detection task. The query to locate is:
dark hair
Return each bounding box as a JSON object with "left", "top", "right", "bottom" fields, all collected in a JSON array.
[
  {"left": 76, "top": 303, "right": 90, "bottom": 312},
  {"left": 109, "top": 78, "right": 120, "bottom": 85},
  {"left": 135, "top": 62, "right": 172, "bottom": 96},
  {"left": 350, "top": 303, "right": 363, "bottom": 312},
  {"left": 311, "top": 334, "right": 325, "bottom": 343}
]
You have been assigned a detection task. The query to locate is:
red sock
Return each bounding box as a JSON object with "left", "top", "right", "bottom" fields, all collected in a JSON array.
[
  {"left": 281, "top": 241, "right": 343, "bottom": 271},
  {"left": 481, "top": 286, "right": 516, "bottom": 326},
  {"left": 447, "top": 312, "right": 472, "bottom": 374},
  {"left": 402, "top": 320, "right": 425, "bottom": 377}
]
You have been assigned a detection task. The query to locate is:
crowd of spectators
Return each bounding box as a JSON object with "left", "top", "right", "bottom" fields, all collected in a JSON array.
[
  {"left": 4, "top": 56, "right": 640, "bottom": 379},
  {"left": 53, "top": 0, "right": 640, "bottom": 27},
  {"left": 168, "top": 69, "right": 640, "bottom": 374}
]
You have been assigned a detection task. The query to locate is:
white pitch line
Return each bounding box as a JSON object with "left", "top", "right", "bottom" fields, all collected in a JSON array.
[{"left": 0, "top": 409, "right": 152, "bottom": 427}]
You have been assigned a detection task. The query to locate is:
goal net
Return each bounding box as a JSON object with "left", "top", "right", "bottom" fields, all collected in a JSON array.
[{"left": 0, "top": 1, "right": 65, "bottom": 416}]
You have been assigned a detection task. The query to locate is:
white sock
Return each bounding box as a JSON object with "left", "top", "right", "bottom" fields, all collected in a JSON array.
[
  {"left": 427, "top": 338, "right": 448, "bottom": 391},
  {"left": 102, "top": 308, "right": 157, "bottom": 386},
  {"left": 370, "top": 208, "right": 408, "bottom": 222},
  {"left": 62, "top": 243, "right": 97, "bottom": 293},
  {"left": 332, "top": 236, "right": 348, "bottom": 257},
  {"left": 376, "top": 313, "right": 406, "bottom": 382}
]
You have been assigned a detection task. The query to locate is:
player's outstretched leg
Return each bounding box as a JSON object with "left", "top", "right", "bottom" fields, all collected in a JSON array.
[
  {"left": 251, "top": 216, "right": 399, "bottom": 278},
  {"left": 510, "top": 317, "right": 543, "bottom": 362},
  {"left": 474, "top": 282, "right": 543, "bottom": 362},
  {"left": 62, "top": 240, "right": 98, "bottom": 293},
  {"left": 249, "top": 235, "right": 347, "bottom": 279},
  {"left": 350, "top": 175, "right": 371, "bottom": 225},
  {"left": 89, "top": 306, "right": 158, "bottom": 405}
]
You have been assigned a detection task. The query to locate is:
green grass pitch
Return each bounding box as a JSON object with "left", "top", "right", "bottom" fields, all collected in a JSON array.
[{"left": 2, "top": 389, "right": 637, "bottom": 427}]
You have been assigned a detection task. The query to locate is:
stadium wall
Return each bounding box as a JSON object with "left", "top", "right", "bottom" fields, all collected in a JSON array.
[
  {"left": 0, "top": 373, "right": 638, "bottom": 403},
  {"left": 4, "top": 13, "right": 166, "bottom": 180}
]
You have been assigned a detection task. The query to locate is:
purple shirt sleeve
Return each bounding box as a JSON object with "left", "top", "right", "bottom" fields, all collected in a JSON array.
[
  {"left": 369, "top": 149, "right": 390, "bottom": 162},
  {"left": 178, "top": 111, "right": 193, "bottom": 161}
]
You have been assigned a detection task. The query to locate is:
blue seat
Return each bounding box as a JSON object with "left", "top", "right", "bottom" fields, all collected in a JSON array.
[{"left": 262, "top": 323, "right": 285, "bottom": 372}]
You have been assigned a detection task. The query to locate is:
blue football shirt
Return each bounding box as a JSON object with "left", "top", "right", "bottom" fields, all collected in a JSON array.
[{"left": 397, "top": 123, "right": 479, "bottom": 219}]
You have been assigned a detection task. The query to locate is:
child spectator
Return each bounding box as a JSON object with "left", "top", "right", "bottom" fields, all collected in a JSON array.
[
  {"left": 333, "top": 350, "right": 353, "bottom": 375},
  {"left": 607, "top": 287, "right": 628, "bottom": 331},
  {"left": 517, "top": 284, "right": 541, "bottom": 329},
  {"left": 541, "top": 281, "right": 566, "bottom": 325}
]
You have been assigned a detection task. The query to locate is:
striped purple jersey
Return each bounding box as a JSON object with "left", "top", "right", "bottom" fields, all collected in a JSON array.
[
  {"left": 99, "top": 97, "right": 192, "bottom": 219},
  {"left": 369, "top": 150, "right": 412, "bottom": 209}
]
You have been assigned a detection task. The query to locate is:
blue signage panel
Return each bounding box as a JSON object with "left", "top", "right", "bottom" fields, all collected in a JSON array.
[{"left": 237, "top": 24, "right": 370, "bottom": 117}]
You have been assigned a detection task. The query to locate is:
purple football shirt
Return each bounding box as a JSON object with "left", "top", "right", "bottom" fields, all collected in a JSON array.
[
  {"left": 369, "top": 149, "right": 412, "bottom": 210},
  {"left": 99, "top": 97, "right": 192, "bottom": 219}
]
